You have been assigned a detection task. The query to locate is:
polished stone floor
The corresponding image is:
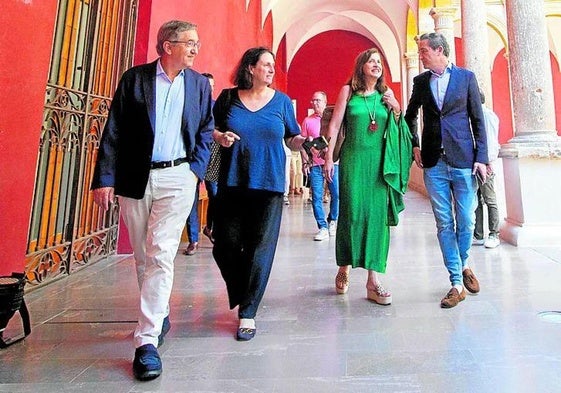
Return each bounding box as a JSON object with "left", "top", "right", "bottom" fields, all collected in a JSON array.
[{"left": 1, "top": 190, "right": 561, "bottom": 392}]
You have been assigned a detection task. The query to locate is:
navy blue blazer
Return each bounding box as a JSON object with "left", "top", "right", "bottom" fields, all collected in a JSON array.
[
  {"left": 404, "top": 64, "right": 488, "bottom": 169},
  {"left": 91, "top": 60, "right": 214, "bottom": 199}
]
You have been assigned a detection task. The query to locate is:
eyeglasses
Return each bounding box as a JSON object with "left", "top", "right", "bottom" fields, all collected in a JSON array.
[
  {"left": 169, "top": 40, "right": 202, "bottom": 50},
  {"left": 310, "top": 99, "right": 324, "bottom": 103}
]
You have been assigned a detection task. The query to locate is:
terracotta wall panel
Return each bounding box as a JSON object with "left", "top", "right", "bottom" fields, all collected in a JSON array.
[{"left": 0, "top": 0, "right": 58, "bottom": 274}]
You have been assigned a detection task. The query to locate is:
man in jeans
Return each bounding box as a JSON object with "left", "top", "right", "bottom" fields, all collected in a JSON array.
[
  {"left": 301, "top": 91, "right": 339, "bottom": 241},
  {"left": 405, "top": 33, "right": 488, "bottom": 308},
  {"left": 473, "top": 90, "right": 501, "bottom": 249}
]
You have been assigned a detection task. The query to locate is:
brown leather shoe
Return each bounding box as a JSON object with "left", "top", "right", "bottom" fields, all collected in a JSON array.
[
  {"left": 183, "top": 242, "right": 198, "bottom": 256},
  {"left": 202, "top": 226, "right": 214, "bottom": 244},
  {"left": 440, "top": 287, "right": 466, "bottom": 308},
  {"left": 462, "top": 268, "right": 480, "bottom": 294}
]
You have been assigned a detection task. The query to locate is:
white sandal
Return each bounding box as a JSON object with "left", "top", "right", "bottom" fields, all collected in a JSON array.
[{"left": 366, "top": 284, "right": 392, "bottom": 305}]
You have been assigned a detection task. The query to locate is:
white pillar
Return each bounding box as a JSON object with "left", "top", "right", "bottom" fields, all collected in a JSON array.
[
  {"left": 404, "top": 52, "right": 419, "bottom": 100},
  {"left": 461, "top": 0, "right": 492, "bottom": 102},
  {"left": 500, "top": 0, "right": 561, "bottom": 246},
  {"left": 403, "top": 50, "right": 425, "bottom": 196},
  {"left": 430, "top": 7, "right": 457, "bottom": 64}
]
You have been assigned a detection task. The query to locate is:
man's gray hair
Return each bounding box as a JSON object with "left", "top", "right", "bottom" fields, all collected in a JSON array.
[
  {"left": 156, "top": 20, "right": 197, "bottom": 56},
  {"left": 419, "top": 32, "right": 450, "bottom": 58}
]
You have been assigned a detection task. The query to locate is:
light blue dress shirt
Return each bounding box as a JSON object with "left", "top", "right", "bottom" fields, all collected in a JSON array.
[
  {"left": 429, "top": 62, "right": 452, "bottom": 110},
  {"left": 152, "top": 60, "right": 187, "bottom": 162}
]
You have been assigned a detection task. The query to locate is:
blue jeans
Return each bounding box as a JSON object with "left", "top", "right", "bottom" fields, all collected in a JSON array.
[
  {"left": 204, "top": 180, "right": 218, "bottom": 231},
  {"left": 187, "top": 181, "right": 219, "bottom": 242},
  {"left": 424, "top": 159, "right": 477, "bottom": 286},
  {"left": 309, "top": 165, "right": 339, "bottom": 229},
  {"left": 186, "top": 181, "right": 201, "bottom": 243}
]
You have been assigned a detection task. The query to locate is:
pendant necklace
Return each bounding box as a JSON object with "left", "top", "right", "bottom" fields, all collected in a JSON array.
[{"left": 363, "top": 92, "right": 378, "bottom": 132}]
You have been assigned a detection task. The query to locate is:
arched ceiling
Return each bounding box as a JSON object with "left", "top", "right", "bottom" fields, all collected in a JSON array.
[
  {"left": 256, "top": 0, "right": 419, "bottom": 82},
  {"left": 253, "top": 0, "right": 561, "bottom": 83}
]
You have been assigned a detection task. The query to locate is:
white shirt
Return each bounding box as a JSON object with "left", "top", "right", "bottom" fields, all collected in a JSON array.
[{"left": 482, "top": 105, "right": 500, "bottom": 162}]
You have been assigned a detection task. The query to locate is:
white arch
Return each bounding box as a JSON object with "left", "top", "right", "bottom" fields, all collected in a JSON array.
[
  {"left": 284, "top": 12, "right": 402, "bottom": 82},
  {"left": 265, "top": 1, "right": 413, "bottom": 83}
]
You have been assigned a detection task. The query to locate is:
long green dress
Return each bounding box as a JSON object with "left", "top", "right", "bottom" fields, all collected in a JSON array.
[{"left": 336, "top": 91, "right": 391, "bottom": 272}]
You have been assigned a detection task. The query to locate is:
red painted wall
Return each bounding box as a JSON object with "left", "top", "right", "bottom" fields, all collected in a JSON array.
[
  {"left": 274, "top": 37, "right": 288, "bottom": 92},
  {"left": 145, "top": 0, "right": 273, "bottom": 95},
  {"left": 0, "top": 1, "right": 58, "bottom": 275},
  {"left": 550, "top": 53, "right": 561, "bottom": 136},
  {"left": 287, "top": 30, "right": 400, "bottom": 124},
  {"left": 455, "top": 37, "right": 465, "bottom": 68},
  {"left": 491, "top": 49, "right": 514, "bottom": 144},
  {"left": 133, "top": 0, "right": 153, "bottom": 66}
]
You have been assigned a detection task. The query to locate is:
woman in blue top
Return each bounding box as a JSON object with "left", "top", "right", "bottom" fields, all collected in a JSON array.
[{"left": 212, "top": 47, "right": 305, "bottom": 341}]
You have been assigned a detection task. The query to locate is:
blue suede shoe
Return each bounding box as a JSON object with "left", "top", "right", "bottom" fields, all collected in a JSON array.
[
  {"left": 133, "top": 344, "right": 162, "bottom": 381},
  {"left": 236, "top": 327, "right": 256, "bottom": 341},
  {"left": 157, "top": 316, "right": 171, "bottom": 347}
]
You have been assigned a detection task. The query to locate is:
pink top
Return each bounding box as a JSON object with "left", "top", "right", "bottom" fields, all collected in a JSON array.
[{"left": 301, "top": 113, "right": 324, "bottom": 166}]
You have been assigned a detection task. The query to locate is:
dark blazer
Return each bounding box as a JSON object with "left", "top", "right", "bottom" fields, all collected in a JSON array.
[
  {"left": 404, "top": 64, "right": 487, "bottom": 169},
  {"left": 91, "top": 60, "right": 214, "bottom": 199}
]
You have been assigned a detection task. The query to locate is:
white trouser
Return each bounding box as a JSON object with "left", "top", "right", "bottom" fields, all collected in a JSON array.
[
  {"left": 119, "top": 163, "right": 197, "bottom": 348},
  {"left": 283, "top": 142, "right": 291, "bottom": 195}
]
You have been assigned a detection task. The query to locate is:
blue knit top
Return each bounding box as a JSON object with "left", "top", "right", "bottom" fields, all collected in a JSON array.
[{"left": 213, "top": 88, "right": 300, "bottom": 193}]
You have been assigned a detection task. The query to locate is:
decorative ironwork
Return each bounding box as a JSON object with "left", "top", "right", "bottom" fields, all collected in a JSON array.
[
  {"left": 25, "top": 245, "right": 70, "bottom": 284},
  {"left": 25, "top": 0, "right": 137, "bottom": 286}
]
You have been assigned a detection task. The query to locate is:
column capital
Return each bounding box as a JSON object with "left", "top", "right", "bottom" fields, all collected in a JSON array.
[
  {"left": 429, "top": 7, "right": 458, "bottom": 30},
  {"left": 404, "top": 52, "right": 419, "bottom": 69}
]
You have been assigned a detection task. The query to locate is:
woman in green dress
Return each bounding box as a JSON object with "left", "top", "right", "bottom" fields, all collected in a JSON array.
[{"left": 324, "top": 48, "right": 404, "bottom": 305}]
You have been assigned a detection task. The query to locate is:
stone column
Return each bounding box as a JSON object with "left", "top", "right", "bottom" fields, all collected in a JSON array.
[
  {"left": 403, "top": 50, "right": 425, "bottom": 195},
  {"left": 461, "top": 0, "right": 492, "bottom": 102},
  {"left": 404, "top": 51, "right": 419, "bottom": 100},
  {"left": 500, "top": 0, "right": 561, "bottom": 246},
  {"left": 430, "top": 7, "right": 457, "bottom": 64}
]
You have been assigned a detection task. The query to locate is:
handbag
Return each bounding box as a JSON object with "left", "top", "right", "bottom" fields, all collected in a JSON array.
[
  {"left": 204, "top": 141, "right": 222, "bottom": 182},
  {"left": 321, "top": 87, "right": 351, "bottom": 162},
  {"left": 204, "top": 88, "right": 236, "bottom": 182},
  {"left": 332, "top": 122, "right": 346, "bottom": 162}
]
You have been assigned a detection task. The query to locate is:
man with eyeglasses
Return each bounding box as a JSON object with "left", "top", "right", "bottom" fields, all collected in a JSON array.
[
  {"left": 301, "top": 91, "right": 339, "bottom": 241},
  {"left": 91, "top": 20, "right": 213, "bottom": 381}
]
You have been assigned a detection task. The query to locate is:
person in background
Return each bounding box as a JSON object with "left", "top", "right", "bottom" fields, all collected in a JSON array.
[
  {"left": 184, "top": 72, "right": 217, "bottom": 253},
  {"left": 473, "top": 89, "right": 501, "bottom": 249},
  {"left": 289, "top": 150, "right": 304, "bottom": 195},
  {"left": 404, "top": 32, "right": 488, "bottom": 309},
  {"left": 201, "top": 72, "right": 219, "bottom": 243},
  {"left": 91, "top": 20, "right": 213, "bottom": 380},
  {"left": 283, "top": 141, "right": 292, "bottom": 205},
  {"left": 323, "top": 48, "right": 411, "bottom": 306},
  {"left": 212, "top": 47, "right": 306, "bottom": 341},
  {"left": 300, "top": 91, "right": 339, "bottom": 241},
  {"left": 183, "top": 185, "right": 202, "bottom": 255}
]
